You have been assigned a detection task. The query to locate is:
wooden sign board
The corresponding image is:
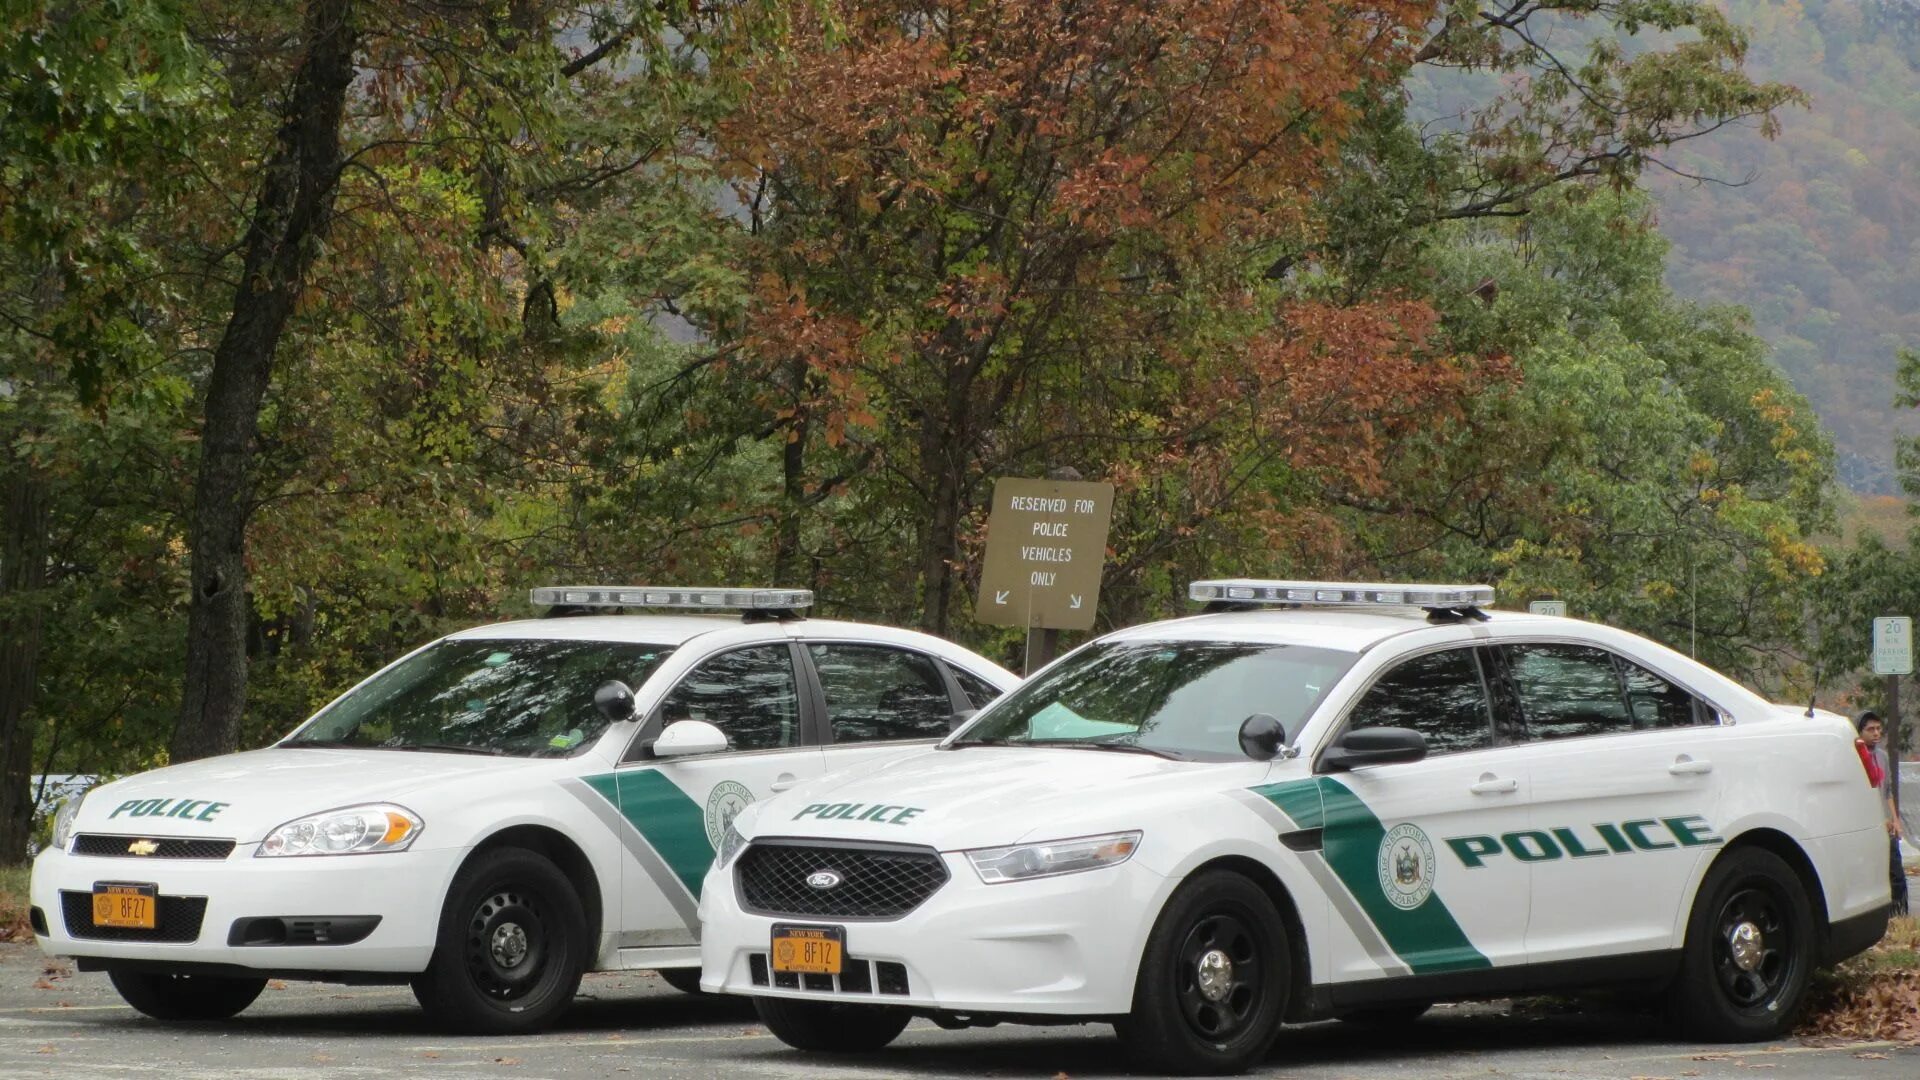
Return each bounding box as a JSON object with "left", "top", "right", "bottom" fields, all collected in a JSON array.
[{"left": 975, "top": 478, "right": 1114, "bottom": 632}]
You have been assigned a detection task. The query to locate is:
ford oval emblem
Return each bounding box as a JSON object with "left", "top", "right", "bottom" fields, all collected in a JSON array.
[{"left": 806, "top": 870, "right": 842, "bottom": 890}]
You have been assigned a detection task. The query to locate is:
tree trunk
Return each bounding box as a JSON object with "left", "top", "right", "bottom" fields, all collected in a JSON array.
[
  {"left": 916, "top": 365, "right": 969, "bottom": 637},
  {"left": 0, "top": 464, "right": 49, "bottom": 861},
  {"left": 173, "top": 0, "right": 359, "bottom": 763}
]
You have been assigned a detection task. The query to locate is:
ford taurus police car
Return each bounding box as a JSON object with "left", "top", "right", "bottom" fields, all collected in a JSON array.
[
  {"left": 698, "top": 581, "right": 1891, "bottom": 1075},
  {"left": 30, "top": 587, "right": 1016, "bottom": 1033}
]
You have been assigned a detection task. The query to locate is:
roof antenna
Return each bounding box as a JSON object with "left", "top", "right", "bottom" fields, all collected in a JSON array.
[{"left": 1805, "top": 693, "right": 1816, "bottom": 719}]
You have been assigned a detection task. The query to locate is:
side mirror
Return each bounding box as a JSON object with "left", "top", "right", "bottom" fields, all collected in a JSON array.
[
  {"left": 594, "top": 681, "right": 637, "bottom": 723},
  {"left": 948, "top": 709, "right": 978, "bottom": 732},
  {"left": 653, "top": 719, "right": 730, "bottom": 757},
  {"left": 1238, "top": 713, "right": 1286, "bottom": 761},
  {"left": 1321, "top": 726, "right": 1428, "bottom": 772}
]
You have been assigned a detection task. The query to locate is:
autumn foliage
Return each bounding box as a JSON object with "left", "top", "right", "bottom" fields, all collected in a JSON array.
[{"left": 718, "top": 0, "right": 1461, "bottom": 632}]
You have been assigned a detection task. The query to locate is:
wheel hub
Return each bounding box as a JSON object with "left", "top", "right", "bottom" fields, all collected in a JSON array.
[
  {"left": 1727, "top": 920, "right": 1764, "bottom": 973},
  {"left": 1195, "top": 948, "right": 1235, "bottom": 1002},
  {"left": 490, "top": 921, "right": 530, "bottom": 969}
]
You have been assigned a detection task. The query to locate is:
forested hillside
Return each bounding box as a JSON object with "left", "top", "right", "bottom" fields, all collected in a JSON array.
[
  {"left": 1654, "top": 0, "right": 1920, "bottom": 492},
  {"left": 1, "top": 1, "right": 1889, "bottom": 856}
]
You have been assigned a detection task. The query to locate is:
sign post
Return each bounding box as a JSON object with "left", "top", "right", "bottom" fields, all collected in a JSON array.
[
  {"left": 975, "top": 477, "right": 1114, "bottom": 673},
  {"left": 1873, "top": 616, "right": 1911, "bottom": 808}
]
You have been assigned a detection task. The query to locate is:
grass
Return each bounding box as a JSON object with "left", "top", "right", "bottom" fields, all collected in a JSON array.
[{"left": 0, "top": 863, "right": 30, "bottom": 942}]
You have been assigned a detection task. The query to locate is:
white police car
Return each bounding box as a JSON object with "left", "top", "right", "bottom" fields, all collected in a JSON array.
[
  {"left": 30, "top": 587, "right": 1016, "bottom": 1033},
  {"left": 698, "top": 581, "right": 1892, "bottom": 1075}
]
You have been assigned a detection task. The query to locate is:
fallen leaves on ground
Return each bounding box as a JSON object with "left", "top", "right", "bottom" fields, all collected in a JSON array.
[{"left": 1797, "top": 915, "right": 1920, "bottom": 1044}]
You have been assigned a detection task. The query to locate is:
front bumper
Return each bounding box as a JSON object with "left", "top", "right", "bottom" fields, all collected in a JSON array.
[
  {"left": 698, "top": 847, "right": 1168, "bottom": 1016},
  {"left": 30, "top": 842, "right": 464, "bottom": 974}
]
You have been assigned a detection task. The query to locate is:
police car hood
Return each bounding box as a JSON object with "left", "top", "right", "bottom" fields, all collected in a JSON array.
[
  {"left": 70, "top": 747, "right": 526, "bottom": 843},
  {"left": 757, "top": 746, "right": 1215, "bottom": 850}
]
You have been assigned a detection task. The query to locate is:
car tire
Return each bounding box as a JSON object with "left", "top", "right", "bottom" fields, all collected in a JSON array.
[
  {"left": 412, "top": 847, "right": 588, "bottom": 1035},
  {"left": 657, "top": 968, "right": 704, "bottom": 995},
  {"left": 753, "top": 996, "right": 911, "bottom": 1052},
  {"left": 1116, "top": 869, "right": 1290, "bottom": 1076},
  {"left": 108, "top": 969, "right": 266, "bottom": 1021},
  {"left": 1335, "top": 1001, "right": 1432, "bottom": 1026},
  {"left": 1668, "top": 846, "right": 1816, "bottom": 1042}
]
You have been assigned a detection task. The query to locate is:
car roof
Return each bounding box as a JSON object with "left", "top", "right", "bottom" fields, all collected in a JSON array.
[
  {"left": 443, "top": 614, "right": 992, "bottom": 654},
  {"left": 1102, "top": 607, "right": 1635, "bottom": 652}
]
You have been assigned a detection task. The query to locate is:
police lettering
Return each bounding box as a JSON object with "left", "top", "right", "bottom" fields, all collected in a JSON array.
[
  {"left": 791, "top": 802, "right": 925, "bottom": 826},
  {"left": 1446, "top": 816, "right": 1721, "bottom": 868},
  {"left": 108, "top": 797, "right": 229, "bottom": 822}
]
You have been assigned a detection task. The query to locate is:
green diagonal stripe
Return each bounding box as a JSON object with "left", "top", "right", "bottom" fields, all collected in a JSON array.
[
  {"left": 583, "top": 771, "right": 715, "bottom": 898},
  {"left": 1317, "top": 777, "right": 1488, "bottom": 974},
  {"left": 1250, "top": 777, "right": 1324, "bottom": 829}
]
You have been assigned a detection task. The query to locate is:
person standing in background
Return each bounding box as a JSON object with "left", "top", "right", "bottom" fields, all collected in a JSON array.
[{"left": 1859, "top": 711, "right": 1909, "bottom": 916}]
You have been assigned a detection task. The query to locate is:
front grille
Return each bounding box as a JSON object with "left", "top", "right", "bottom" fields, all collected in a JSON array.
[
  {"left": 736, "top": 840, "right": 948, "bottom": 919},
  {"left": 59, "top": 891, "right": 207, "bottom": 943},
  {"left": 72, "top": 834, "right": 236, "bottom": 860},
  {"left": 748, "top": 952, "right": 910, "bottom": 996}
]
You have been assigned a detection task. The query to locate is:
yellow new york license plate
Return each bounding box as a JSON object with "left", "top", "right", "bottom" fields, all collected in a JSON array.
[
  {"left": 92, "top": 883, "right": 157, "bottom": 930},
  {"left": 770, "top": 924, "right": 844, "bottom": 975}
]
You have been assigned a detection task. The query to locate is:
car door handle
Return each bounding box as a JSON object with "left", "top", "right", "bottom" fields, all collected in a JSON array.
[
  {"left": 1469, "top": 774, "right": 1518, "bottom": 795},
  {"left": 1669, "top": 756, "right": 1713, "bottom": 776},
  {"left": 770, "top": 773, "right": 799, "bottom": 792}
]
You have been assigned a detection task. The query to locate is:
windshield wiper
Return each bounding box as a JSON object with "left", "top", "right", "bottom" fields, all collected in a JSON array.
[
  {"left": 1007, "top": 738, "right": 1186, "bottom": 761},
  {"left": 943, "top": 736, "right": 1008, "bottom": 750},
  {"left": 384, "top": 742, "right": 509, "bottom": 757}
]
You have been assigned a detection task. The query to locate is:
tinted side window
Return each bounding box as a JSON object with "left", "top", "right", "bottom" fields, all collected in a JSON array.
[
  {"left": 1620, "top": 659, "right": 1702, "bottom": 729},
  {"left": 1346, "top": 648, "right": 1493, "bottom": 755},
  {"left": 657, "top": 646, "right": 799, "bottom": 751},
  {"left": 950, "top": 667, "right": 1006, "bottom": 710},
  {"left": 810, "top": 645, "right": 954, "bottom": 742},
  {"left": 1503, "top": 643, "right": 1631, "bottom": 740}
]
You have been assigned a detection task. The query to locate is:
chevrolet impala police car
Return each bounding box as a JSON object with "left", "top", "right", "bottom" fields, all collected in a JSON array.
[
  {"left": 698, "top": 581, "right": 1892, "bottom": 1075},
  {"left": 30, "top": 587, "right": 1016, "bottom": 1033}
]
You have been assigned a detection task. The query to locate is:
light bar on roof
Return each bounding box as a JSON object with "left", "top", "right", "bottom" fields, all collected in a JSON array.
[
  {"left": 1189, "top": 579, "right": 1494, "bottom": 609},
  {"left": 529, "top": 586, "right": 813, "bottom": 611}
]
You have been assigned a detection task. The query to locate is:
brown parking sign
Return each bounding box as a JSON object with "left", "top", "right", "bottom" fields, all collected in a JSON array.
[{"left": 975, "top": 478, "right": 1114, "bottom": 631}]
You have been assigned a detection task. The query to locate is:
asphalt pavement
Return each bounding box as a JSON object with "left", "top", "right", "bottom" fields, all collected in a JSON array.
[{"left": 1, "top": 942, "right": 1913, "bottom": 1078}]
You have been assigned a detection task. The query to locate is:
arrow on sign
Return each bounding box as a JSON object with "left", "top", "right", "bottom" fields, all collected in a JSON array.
[
  {"left": 994, "top": 590, "right": 1009, "bottom": 605},
  {"left": 1069, "top": 594, "right": 1083, "bottom": 609}
]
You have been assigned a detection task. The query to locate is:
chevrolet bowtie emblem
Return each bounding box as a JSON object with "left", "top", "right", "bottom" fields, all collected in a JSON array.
[{"left": 127, "top": 839, "right": 159, "bottom": 856}]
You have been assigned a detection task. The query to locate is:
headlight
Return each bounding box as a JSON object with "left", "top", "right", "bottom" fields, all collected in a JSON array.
[
  {"left": 965, "top": 830, "right": 1142, "bottom": 884},
  {"left": 715, "top": 823, "right": 747, "bottom": 870},
  {"left": 50, "top": 793, "right": 86, "bottom": 850},
  {"left": 257, "top": 803, "right": 423, "bottom": 857}
]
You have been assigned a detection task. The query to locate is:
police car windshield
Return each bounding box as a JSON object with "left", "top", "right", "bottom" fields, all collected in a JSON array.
[
  {"left": 284, "top": 639, "right": 675, "bottom": 758},
  {"left": 952, "top": 640, "right": 1356, "bottom": 761}
]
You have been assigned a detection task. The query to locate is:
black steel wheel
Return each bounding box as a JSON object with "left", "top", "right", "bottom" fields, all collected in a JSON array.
[
  {"left": 1668, "top": 846, "right": 1815, "bottom": 1041},
  {"left": 108, "top": 969, "right": 266, "bottom": 1021},
  {"left": 413, "top": 847, "right": 588, "bottom": 1034},
  {"left": 754, "top": 996, "right": 911, "bottom": 1052},
  {"left": 1117, "top": 869, "right": 1290, "bottom": 1075},
  {"left": 658, "top": 968, "right": 705, "bottom": 994}
]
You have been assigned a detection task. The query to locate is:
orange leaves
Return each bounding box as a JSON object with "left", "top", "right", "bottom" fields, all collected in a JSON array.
[{"left": 723, "top": 1, "right": 1438, "bottom": 247}]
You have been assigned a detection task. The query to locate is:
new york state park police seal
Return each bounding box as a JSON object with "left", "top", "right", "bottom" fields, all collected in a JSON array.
[
  {"left": 704, "top": 781, "right": 755, "bottom": 848},
  {"left": 1377, "top": 822, "right": 1436, "bottom": 910}
]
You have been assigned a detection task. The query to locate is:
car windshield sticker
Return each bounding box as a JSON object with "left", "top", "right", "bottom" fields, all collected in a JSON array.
[
  {"left": 1250, "top": 777, "right": 1489, "bottom": 975},
  {"left": 483, "top": 651, "right": 511, "bottom": 666},
  {"left": 548, "top": 728, "right": 584, "bottom": 750},
  {"left": 704, "top": 781, "right": 754, "bottom": 848}
]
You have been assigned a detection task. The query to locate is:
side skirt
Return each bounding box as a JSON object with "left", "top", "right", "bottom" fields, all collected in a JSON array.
[{"left": 1303, "top": 949, "right": 1683, "bottom": 1019}]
